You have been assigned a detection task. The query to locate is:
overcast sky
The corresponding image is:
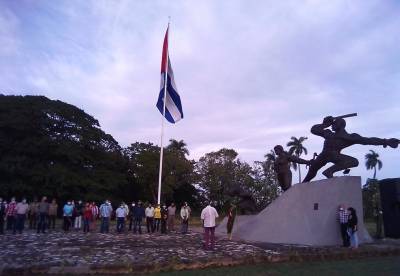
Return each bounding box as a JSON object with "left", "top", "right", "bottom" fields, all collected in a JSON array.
[{"left": 1, "top": 0, "right": 399, "bottom": 184}]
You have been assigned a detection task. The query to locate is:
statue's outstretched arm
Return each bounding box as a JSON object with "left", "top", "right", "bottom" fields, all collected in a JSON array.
[
  {"left": 351, "top": 133, "right": 399, "bottom": 148},
  {"left": 288, "top": 155, "right": 311, "bottom": 165}
]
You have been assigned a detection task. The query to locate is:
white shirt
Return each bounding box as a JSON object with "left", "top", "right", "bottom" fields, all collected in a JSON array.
[
  {"left": 145, "top": 207, "right": 154, "bottom": 217},
  {"left": 116, "top": 207, "right": 127, "bottom": 218},
  {"left": 201, "top": 205, "right": 219, "bottom": 227}
]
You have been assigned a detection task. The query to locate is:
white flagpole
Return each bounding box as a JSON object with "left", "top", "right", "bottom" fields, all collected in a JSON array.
[{"left": 157, "top": 20, "right": 170, "bottom": 205}]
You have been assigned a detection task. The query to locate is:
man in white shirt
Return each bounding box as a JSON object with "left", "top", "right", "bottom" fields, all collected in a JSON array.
[
  {"left": 116, "top": 203, "right": 127, "bottom": 233},
  {"left": 200, "top": 202, "right": 219, "bottom": 250},
  {"left": 145, "top": 204, "right": 155, "bottom": 233},
  {"left": 15, "top": 198, "right": 29, "bottom": 234}
]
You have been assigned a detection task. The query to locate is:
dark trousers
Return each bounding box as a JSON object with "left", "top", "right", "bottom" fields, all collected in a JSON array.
[
  {"left": 204, "top": 227, "right": 216, "bottom": 249},
  {"left": 340, "top": 223, "right": 350, "bottom": 247},
  {"left": 0, "top": 216, "right": 4, "bottom": 234},
  {"left": 49, "top": 215, "right": 56, "bottom": 229},
  {"left": 133, "top": 218, "right": 142, "bottom": 234},
  {"left": 117, "top": 218, "right": 125, "bottom": 233},
  {"left": 83, "top": 218, "right": 90, "bottom": 233},
  {"left": 63, "top": 216, "right": 72, "bottom": 231},
  {"left": 161, "top": 219, "right": 167, "bottom": 234},
  {"left": 100, "top": 217, "right": 110, "bottom": 233},
  {"left": 128, "top": 217, "right": 134, "bottom": 230},
  {"left": 14, "top": 214, "right": 26, "bottom": 234},
  {"left": 154, "top": 218, "right": 161, "bottom": 232},
  {"left": 37, "top": 213, "right": 47, "bottom": 233},
  {"left": 6, "top": 216, "right": 15, "bottom": 230},
  {"left": 29, "top": 214, "right": 37, "bottom": 229},
  {"left": 146, "top": 217, "right": 154, "bottom": 233},
  {"left": 181, "top": 219, "right": 189, "bottom": 233}
]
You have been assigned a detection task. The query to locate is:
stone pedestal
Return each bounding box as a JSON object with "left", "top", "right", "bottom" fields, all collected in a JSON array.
[{"left": 216, "top": 176, "right": 372, "bottom": 246}]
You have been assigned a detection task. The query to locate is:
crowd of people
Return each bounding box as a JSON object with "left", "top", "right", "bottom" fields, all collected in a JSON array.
[
  {"left": 0, "top": 196, "right": 196, "bottom": 236},
  {"left": 0, "top": 196, "right": 220, "bottom": 250}
]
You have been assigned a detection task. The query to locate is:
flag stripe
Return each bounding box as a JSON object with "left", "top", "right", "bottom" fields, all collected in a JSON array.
[{"left": 156, "top": 27, "right": 183, "bottom": 124}]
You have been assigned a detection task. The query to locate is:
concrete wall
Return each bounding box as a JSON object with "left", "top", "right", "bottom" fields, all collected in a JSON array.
[{"left": 216, "top": 176, "right": 372, "bottom": 246}]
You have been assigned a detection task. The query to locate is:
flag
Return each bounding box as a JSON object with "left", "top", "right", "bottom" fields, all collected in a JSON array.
[{"left": 156, "top": 27, "right": 183, "bottom": 123}]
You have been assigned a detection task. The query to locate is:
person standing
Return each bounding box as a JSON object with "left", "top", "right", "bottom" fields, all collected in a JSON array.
[
  {"left": 180, "top": 203, "right": 190, "bottom": 234},
  {"left": 48, "top": 199, "right": 58, "bottom": 230},
  {"left": 0, "top": 198, "right": 6, "bottom": 234},
  {"left": 347, "top": 207, "right": 359, "bottom": 249},
  {"left": 128, "top": 202, "right": 135, "bottom": 231},
  {"left": 201, "top": 202, "right": 219, "bottom": 250},
  {"left": 167, "top": 203, "right": 176, "bottom": 231},
  {"left": 14, "top": 198, "right": 29, "bottom": 234},
  {"left": 133, "top": 201, "right": 145, "bottom": 234},
  {"left": 63, "top": 201, "right": 74, "bottom": 232},
  {"left": 338, "top": 205, "right": 350, "bottom": 247},
  {"left": 28, "top": 198, "right": 39, "bottom": 229},
  {"left": 90, "top": 202, "right": 99, "bottom": 231},
  {"left": 6, "top": 197, "right": 17, "bottom": 231},
  {"left": 116, "top": 203, "right": 127, "bottom": 233},
  {"left": 145, "top": 203, "right": 155, "bottom": 233},
  {"left": 161, "top": 204, "right": 168, "bottom": 234},
  {"left": 226, "top": 204, "right": 237, "bottom": 240},
  {"left": 37, "top": 196, "right": 49, "bottom": 234},
  {"left": 154, "top": 204, "right": 162, "bottom": 232},
  {"left": 74, "top": 200, "right": 83, "bottom": 230},
  {"left": 99, "top": 200, "right": 113, "bottom": 233},
  {"left": 83, "top": 203, "right": 92, "bottom": 233}
]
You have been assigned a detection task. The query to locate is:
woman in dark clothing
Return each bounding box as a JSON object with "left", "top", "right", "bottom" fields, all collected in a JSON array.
[{"left": 347, "top": 207, "right": 358, "bottom": 249}]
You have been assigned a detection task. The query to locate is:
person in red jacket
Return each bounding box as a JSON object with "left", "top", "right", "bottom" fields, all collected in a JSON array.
[{"left": 83, "top": 203, "right": 93, "bottom": 233}]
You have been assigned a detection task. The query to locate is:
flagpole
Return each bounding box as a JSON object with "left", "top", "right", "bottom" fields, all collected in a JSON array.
[{"left": 157, "top": 19, "right": 170, "bottom": 205}]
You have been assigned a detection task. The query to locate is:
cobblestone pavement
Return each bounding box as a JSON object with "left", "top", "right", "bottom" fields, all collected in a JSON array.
[
  {"left": 1, "top": 228, "right": 399, "bottom": 275},
  {"left": 0, "top": 228, "right": 278, "bottom": 275}
]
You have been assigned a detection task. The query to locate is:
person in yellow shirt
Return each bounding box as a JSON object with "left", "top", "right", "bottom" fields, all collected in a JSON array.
[{"left": 154, "top": 204, "right": 162, "bottom": 232}]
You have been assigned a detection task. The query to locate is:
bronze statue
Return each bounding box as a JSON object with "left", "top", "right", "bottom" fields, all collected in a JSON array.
[
  {"left": 303, "top": 114, "right": 399, "bottom": 183},
  {"left": 273, "top": 145, "right": 311, "bottom": 191}
]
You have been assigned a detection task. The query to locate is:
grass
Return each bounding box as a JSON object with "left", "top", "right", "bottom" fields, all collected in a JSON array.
[{"left": 149, "top": 256, "right": 400, "bottom": 276}]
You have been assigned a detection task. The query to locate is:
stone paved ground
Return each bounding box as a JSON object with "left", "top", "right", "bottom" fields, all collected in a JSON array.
[{"left": 1, "top": 228, "right": 400, "bottom": 275}]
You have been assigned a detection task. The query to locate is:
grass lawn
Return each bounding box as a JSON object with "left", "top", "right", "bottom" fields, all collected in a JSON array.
[{"left": 150, "top": 256, "right": 400, "bottom": 276}]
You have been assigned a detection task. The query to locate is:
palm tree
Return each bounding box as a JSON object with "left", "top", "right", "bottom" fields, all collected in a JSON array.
[
  {"left": 287, "top": 136, "right": 308, "bottom": 183},
  {"left": 166, "top": 139, "right": 189, "bottom": 156},
  {"left": 365, "top": 150, "right": 382, "bottom": 179},
  {"left": 264, "top": 150, "right": 276, "bottom": 172}
]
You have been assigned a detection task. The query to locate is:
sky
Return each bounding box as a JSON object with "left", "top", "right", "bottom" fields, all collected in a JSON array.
[{"left": 1, "top": 0, "right": 399, "bottom": 184}]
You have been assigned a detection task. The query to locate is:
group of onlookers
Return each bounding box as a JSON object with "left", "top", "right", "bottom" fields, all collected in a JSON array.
[
  {"left": 0, "top": 196, "right": 195, "bottom": 236},
  {"left": 0, "top": 196, "right": 58, "bottom": 234},
  {"left": 338, "top": 204, "right": 359, "bottom": 249}
]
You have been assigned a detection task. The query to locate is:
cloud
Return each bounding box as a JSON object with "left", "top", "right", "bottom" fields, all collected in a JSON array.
[{"left": 1, "top": 0, "right": 400, "bottom": 184}]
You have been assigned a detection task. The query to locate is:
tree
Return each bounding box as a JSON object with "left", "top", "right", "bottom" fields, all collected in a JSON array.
[
  {"left": 287, "top": 136, "right": 308, "bottom": 183},
  {"left": 365, "top": 149, "right": 382, "bottom": 179},
  {"left": 0, "top": 95, "right": 129, "bottom": 203},
  {"left": 124, "top": 140, "right": 198, "bottom": 207},
  {"left": 251, "top": 160, "right": 280, "bottom": 209},
  {"left": 166, "top": 139, "right": 189, "bottom": 157}
]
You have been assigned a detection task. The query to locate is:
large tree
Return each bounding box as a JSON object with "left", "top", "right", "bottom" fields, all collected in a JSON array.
[
  {"left": 365, "top": 149, "right": 382, "bottom": 179},
  {"left": 0, "top": 95, "right": 128, "bottom": 203},
  {"left": 124, "top": 140, "right": 198, "bottom": 208},
  {"left": 287, "top": 136, "right": 308, "bottom": 183}
]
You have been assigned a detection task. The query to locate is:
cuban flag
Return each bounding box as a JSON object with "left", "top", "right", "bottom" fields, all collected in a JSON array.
[{"left": 156, "top": 27, "right": 183, "bottom": 123}]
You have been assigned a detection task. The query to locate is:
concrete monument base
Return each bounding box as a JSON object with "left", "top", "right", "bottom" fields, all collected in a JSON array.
[{"left": 216, "top": 176, "right": 372, "bottom": 246}]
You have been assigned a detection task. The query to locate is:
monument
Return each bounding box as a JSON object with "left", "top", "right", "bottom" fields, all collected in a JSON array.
[
  {"left": 217, "top": 114, "right": 398, "bottom": 246},
  {"left": 303, "top": 113, "right": 399, "bottom": 182},
  {"left": 217, "top": 176, "right": 372, "bottom": 245}
]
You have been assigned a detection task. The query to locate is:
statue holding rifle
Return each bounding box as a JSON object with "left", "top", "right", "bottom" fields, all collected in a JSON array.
[{"left": 303, "top": 113, "right": 399, "bottom": 183}]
